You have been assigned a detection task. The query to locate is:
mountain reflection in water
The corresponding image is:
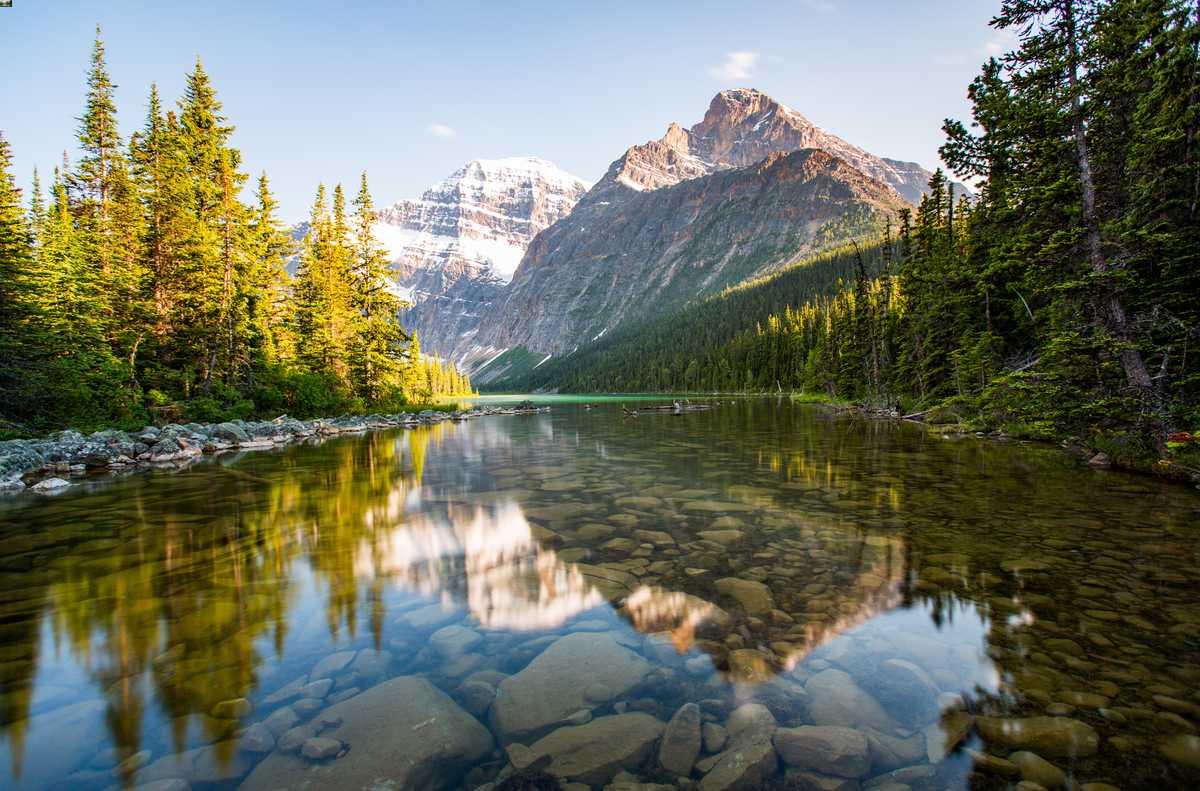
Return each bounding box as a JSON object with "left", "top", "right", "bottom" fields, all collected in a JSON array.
[{"left": 0, "top": 398, "right": 1197, "bottom": 790}]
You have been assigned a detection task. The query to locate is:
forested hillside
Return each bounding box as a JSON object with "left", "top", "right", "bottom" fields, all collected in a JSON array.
[
  {"left": 0, "top": 31, "right": 472, "bottom": 434},
  {"left": 506, "top": 0, "right": 1200, "bottom": 467},
  {"left": 495, "top": 238, "right": 896, "bottom": 393}
]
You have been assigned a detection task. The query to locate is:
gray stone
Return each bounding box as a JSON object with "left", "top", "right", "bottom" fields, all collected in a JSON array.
[
  {"left": 238, "top": 722, "right": 275, "bottom": 754},
  {"left": 659, "top": 703, "right": 702, "bottom": 775},
  {"left": 726, "top": 703, "right": 777, "bottom": 746},
  {"left": 491, "top": 632, "right": 651, "bottom": 742},
  {"left": 703, "top": 722, "right": 729, "bottom": 753},
  {"left": 520, "top": 713, "right": 666, "bottom": 787},
  {"left": 31, "top": 476, "right": 71, "bottom": 492},
  {"left": 307, "top": 650, "right": 355, "bottom": 682},
  {"left": 242, "top": 677, "right": 492, "bottom": 791},
  {"left": 458, "top": 680, "right": 497, "bottom": 717},
  {"left": 300, "top": 679, "right": 332, "bottom": 699},
  {"left": 262, "top": 706, "right": 299, "bottom": 737},
  {"left": 806, "top": 669, "right": 900, "bottom": 733},
  {"left": 430, "top": 625, "right": 483, "bottom": 658},
  {"left": 698, "top": 739, "right": 777, "bottom": 791},
  {"left": 865, "top": 658, "right": 940, "bottom": 727},
  {"left": 773, "top": 726, "right": 870, "bottom": 778},
  {"left": 300, "top": 736, "right": 342, "bottom": 761},
  {"left": 136, "top": 742, "right": 251, "bottom": 785}
]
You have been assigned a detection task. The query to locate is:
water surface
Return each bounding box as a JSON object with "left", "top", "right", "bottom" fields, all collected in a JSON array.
[{"left": 1, "top": 398, "right": 1198, "bottom": 790}]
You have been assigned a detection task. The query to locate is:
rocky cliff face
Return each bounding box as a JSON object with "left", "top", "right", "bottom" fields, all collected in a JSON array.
[
  {"left": 476, "top": 149, "right": 909, "bottom": 359},
  {"left": 373, "top": 157, "right": 588, "bottom": 359},
  {"left": 464, "top": 89, "right": 924, "bottom": 364}
]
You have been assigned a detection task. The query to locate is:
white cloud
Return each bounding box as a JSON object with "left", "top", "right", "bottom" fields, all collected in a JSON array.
[
  {"left": 982, "top": 29, "right": 1018, "bottom": 57},
  {"left": 708, "top": 51, "right": 760, "bottom": 82},
  {"left": 427, "top": 123, "right": 457, "bottom": 138}
]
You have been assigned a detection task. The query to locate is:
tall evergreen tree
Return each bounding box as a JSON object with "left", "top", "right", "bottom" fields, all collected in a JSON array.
[{"left": 348, "top": 172, "right": 407, "bottom": 401}]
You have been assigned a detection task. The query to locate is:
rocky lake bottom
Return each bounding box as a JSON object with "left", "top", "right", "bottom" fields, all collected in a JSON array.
[{"left": 0, "top": 397, "right": 1198, "bottom": 791}]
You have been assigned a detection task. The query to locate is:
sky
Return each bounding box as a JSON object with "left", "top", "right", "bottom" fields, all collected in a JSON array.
[{"left": 0, "top": 0, "right": 1009, "bottom": 222}]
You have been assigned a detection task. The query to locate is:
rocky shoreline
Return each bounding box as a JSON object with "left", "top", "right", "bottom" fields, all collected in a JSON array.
[{"left": 0, "top": 403, "right": 549, "bottom": 495}]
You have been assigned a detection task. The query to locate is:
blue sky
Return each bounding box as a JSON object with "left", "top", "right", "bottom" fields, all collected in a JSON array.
[{"left": 1, "top": 0, "right": 1008, "bottom": 221}]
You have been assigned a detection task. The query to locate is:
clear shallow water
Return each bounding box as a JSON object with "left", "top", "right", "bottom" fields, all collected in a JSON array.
[{"left": 0, "top": 398, "right": 1198, "bottom": 790}]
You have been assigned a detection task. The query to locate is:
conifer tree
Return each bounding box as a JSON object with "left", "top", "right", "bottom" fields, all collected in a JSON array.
[
  {"left": 348, "top": 172, "right": 407, "bottom": 401},
  {"left": 0, "top": 134, "right": 34, "bottom": 407}
]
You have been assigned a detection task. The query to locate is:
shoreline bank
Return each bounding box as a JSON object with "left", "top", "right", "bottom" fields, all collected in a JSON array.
[{"left": 0, "top": 403, "right": 548, "bottom": 495}]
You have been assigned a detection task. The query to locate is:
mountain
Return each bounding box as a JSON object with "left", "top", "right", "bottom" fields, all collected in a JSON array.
[
  {"left": 462, "top": 89, "right": 923, "bottom": 371},
  {"left": 373, "top": 157, "right": 589, "bottom": 359}
]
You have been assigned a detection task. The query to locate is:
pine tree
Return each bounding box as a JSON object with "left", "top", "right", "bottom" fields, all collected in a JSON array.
[
  {"left": 246, "top": 172, "right": 294, "bottom": 369},
  {"left": 0, "top": 134, "right": 34, "bottom": 409},
  {"left": 348, "top": 172, "right": 407, "bottom": 401}
]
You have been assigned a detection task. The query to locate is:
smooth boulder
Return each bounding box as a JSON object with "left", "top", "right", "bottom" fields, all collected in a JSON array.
[
  {"left": 519, "top": 713, "right": 666, "bottom": 787},
  {"left": 491, "top": 632, "right": 651, "bottom": 741},
  {"left": 773, "top": 726, "right": 870, "bottom": 778},
  {"left": 241, "top": 676, "right": 492, "bottom": 791}
]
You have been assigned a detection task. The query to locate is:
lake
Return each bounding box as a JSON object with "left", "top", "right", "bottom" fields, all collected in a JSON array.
[{"left": 1, "top": 397, "right": 1198, "bottom": 790}]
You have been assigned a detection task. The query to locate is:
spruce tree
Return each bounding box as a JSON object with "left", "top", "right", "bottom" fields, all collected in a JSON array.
[{"left": 348, "top": 172, "right": 407, "bottom": 401}]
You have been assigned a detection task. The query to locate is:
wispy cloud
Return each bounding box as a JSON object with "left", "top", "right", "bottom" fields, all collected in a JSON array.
[
  {"left": 798, "top": 0, "right": 838, "bottom": 11},
  {"left": 982, "top": 29, "right": 1018, "bottom": 57},
  {"left": 708, "top": 51, "right": 760, "bottom": 82},
  {"left": 426, "top": 123, "right": 457, "bottom": 139}
]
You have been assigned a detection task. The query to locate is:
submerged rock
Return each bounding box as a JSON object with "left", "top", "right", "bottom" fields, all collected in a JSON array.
[
  {"left": 241, "top": 676, "right": 492, "bottom": 791},
  {"left": 491, "top": 633, "right": 651, "bottom": 742},
  {"left": 975, "top": 716, "right": 1100, "bottom": 758},
  {"left": 773, "top": 726, "right": 869, "bottom": 778},
  {"left": 659, "top": 703, "right": 702, "bottom": 776},
  {"left": 714, "top": 578, "right": 774, "bottom": 615},
  {"left": 517, "top": 713, "right": 665, "bottom": 787}
]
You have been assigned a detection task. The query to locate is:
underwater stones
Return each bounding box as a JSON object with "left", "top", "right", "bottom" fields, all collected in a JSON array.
[
  {"left": 865, "top": 658, "right": 941, "bottom": 728},
  {"left": 431, "top": 625, "right": 483, "bottom": 658},
  {"left": 616, "top": 496, "right": 664, "bottom": 510},
  {"left": 975, "top": 716, "right": 1100, "bottom": 758},
  {"left": 263, "top": 676, "right": 306, "bottom": 705},
  {"left": 458, "top": 679, "right": 498, "bottom": 717},
  {"left": 726, "top": 703, "right": 778, "bottom": 746},
  {"left": 300, "top": 736, "right": 343, "bottom": 760},
  {"left": 138, "top": 742, "right": 252, "bottom": 785},
  {"left": 698, "top": 530, "right": 744, "bottom": 545},
  {"left": 634, "top": 529, "right": 675, "bottom": 546},
  {"left": 1010, "top": 751, "right": 1066, "bottom": 788},
  {"left": 238, "top": 722, "right": 275, "bottom": 754},
  {"left": 520, "top": 713, "right": 665, "bottom": 787},
  {"left": 698, "top": 738, "right": 778, "bottom": 791},
  {"left": 924, "top": 711, "right": 974, "bottom": 761},
  {"left": 574, "top": 564, "right": 638, "bottom": 599},
  {"left": 1160, "top": 734, "right": 1200, "bottom": 769},
  {"left": 242, "top": 677, "right": 492, "bottom": 791},
  {"left": 714, "top": 578, "right": 774, "bottom": 615},
  {"left": 805, "top": 669, "right": 899, "bottom": 733},
  {"left": 348, "top": 647, "right": 391, "bottom": 681},
  {"left": 773, "top": 726, "right": 869, "bottom": 778},
  {"left": 307, "top": 650, "right": 355, "bottom": 682},
  {"left": 704, "top": 722, "right": 729, "bottom": 753},
  {"left": 726, "top": 649, "right": 774, "bottom": 683},
  {"left": 684, "top": 500, "right": 755, "bottom": 514},
  {"left": 401, "top": 603, "right": 464, "bottom": 631},
  {"left": 602, "top": 537, "right": 641, "bottom": 553},
  {"left": 577, "top": 523, "right": 615, "bottom": 541},
  {"left": 262, "top": 706, "right": 300, "bottom": 737},
  {"left": 491, "top": 633, "right": 651, "bottom": 742},
  {"left": 7, "top": 700, "right": 107, "bottom": 789},
  {"left": 659, "top": 703, "right": 702, "bottom": 775}
]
